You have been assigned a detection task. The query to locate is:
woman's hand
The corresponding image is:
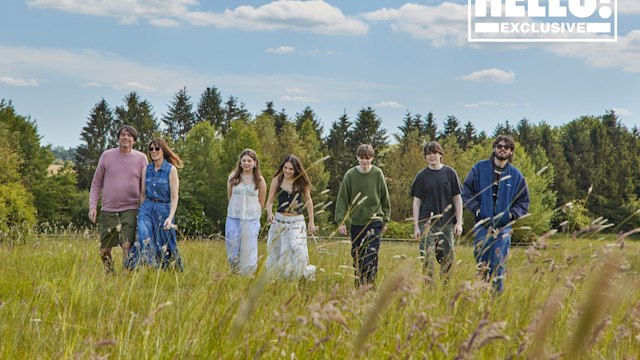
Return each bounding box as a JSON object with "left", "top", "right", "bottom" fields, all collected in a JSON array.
[{"left": 163, "top": 217, "right": 174, "bottom": 230}]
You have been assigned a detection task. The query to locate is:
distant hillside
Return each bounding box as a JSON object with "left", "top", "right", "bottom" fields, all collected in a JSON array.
[{"left": 52, "top": 146, "right": 76, "bottom": 161}]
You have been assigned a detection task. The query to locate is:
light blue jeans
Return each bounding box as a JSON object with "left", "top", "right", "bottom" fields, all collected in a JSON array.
[{"left": 225, "top": 217, "right": 260, "bottom": 275}]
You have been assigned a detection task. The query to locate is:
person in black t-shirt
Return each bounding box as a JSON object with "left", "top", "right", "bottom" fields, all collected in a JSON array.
[{"left": 410, "top": 141, "right": 463, "bottom": 281}]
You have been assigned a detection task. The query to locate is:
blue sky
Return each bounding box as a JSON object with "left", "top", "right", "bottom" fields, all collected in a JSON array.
[{"left": 1, "top": 0, "right": 639, "bottom": 147}]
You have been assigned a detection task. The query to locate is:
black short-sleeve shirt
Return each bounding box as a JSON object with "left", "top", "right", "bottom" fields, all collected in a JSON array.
[{"left": 410, "top": 165, "right": 461, "bottom": 225}]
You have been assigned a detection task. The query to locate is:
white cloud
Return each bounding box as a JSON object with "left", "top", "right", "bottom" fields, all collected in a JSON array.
[
  {"left": 27, "top": 0, "right": 196, "bottom": 24},
  {"left": 545, "top": 30, "right": 640, "bottom": 73},
  {"left": 0, "top": 76, "right": 38, "bottom": 87},
  {"left": 462, "top": 101, "right": 499, "bottom": 108},
  {"left": 613, "top": 108, "right": 633, "bottom": 116},
  {"left": 457, "top": 68, "right": 515, "bottom": 83},
  {"left": 0, "top": 47, "right": 177, "bottom": 92},
  {"left": 285, "top": 87, "right": 304, "bottom": 93},
  {"left": 0, "top": 45, "right": 389, "bottom": 108},
  {"left": 27, "top": 0, "right": 368, "bottom": 34},
  {"left": 183, "top": 0, "right": 368, "bottom": 35},
  {"left": 362, "top": 2, "right": 467, "bottom": 47},
  {"left": 278, "top": 95, "right": 318, "bottom": 102},
  {"left": 375, "top": 100, "right": 404, "bottom": 109},
  {"left": 80, "top": 82, "right": 103, "bottom": 88},
  {"left": 117, "top": 81, "right": 158, "bottom": 92},
  {"left": 267, "top": 46, "right": 295, "bottom": 54},
  {"left": 148, "top": 18, "right": 180, "bottom": 27}
]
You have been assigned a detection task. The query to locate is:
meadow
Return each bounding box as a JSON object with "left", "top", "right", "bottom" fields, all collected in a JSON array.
[{"left": 1, "top": 232, "right": 639, "bottom": 359}]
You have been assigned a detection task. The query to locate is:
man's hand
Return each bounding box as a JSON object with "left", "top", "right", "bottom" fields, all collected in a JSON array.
[
  {"left": 413, "top": 225, "right": 422, "bottom": 240},
  {"left": 338, "top": 224, "right": 347, "bottom": 235},
  {"left": 454, "top": 224, "right": 463, "bottom": 236},
  {"left": 88, "top": 208, "right": 97, "bottom": 223}
]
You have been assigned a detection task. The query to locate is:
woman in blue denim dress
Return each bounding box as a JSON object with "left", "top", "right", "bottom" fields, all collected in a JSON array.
[{"left": 127, "top": 138, "right": 184, "bottom": 270}]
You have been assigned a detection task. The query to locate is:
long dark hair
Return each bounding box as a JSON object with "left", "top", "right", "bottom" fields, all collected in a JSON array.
[
  {"left": 148, "top": 138, "right": 183, "bottom": 169},
  {"left": 273, "top": 155, "right": 313, "bottom": 194},
  {"left": 229, "top": 148, "right": 262, "bottom": 189}
]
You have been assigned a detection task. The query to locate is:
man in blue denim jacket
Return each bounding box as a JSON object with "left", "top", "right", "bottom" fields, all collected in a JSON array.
[{"left": 461, "top": 135, "right": 529, "bottom": 293}]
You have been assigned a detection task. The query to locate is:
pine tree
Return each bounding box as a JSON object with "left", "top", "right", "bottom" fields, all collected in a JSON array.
[
  {"left": 440, "top": 115, "right": 463, "bottom": 144},
  {"left": 114, "top": 92, "right": 159, "bottom": 150},
  {"left": 492, "top": 120, "right": 517, "bottom": 137},
  {"left": 395, "top": 111, "right": 419, "bottom": 142},
  {"left": 196, "top": 86, "right": 224, "bottom": 131},
  {"left": 261, "top": 101, "right": 277, "bottom": 117},
  {"left": 422, "top": 112, "right": 438, "bottom": 141},
  {"left": 162, "top": 87, "right": 196, "bottom": 143},
  {"left": 536, "top": 122, "right": 572, "bottom": 200},
  {"left": 75, "top": 99, "right": 114, "bottom": 190},
  {"left": 460, "top": 121, "right": 478, "bottom": 150},
  {"left": 222, "top": 96, "right": 250, "bottom": 134},
  {"left": 294, "top": 106, "right": 323, "bottom": 141},
  {"left": 324, "top": 112, "right": 353, "bottom": 219},
  {"left": 274, "top": 109, "right": 289, "bottom": 135},
  {"left": 350, "top": 107, "right": 388, "bottom": 153}
]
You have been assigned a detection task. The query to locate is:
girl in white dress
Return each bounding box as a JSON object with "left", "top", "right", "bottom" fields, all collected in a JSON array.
[
  {"left": 265, "top": 155, "right": 316, "bottom": 279},
  {"left": 225, "top": 149, "right": 267, "bottom": 275}
]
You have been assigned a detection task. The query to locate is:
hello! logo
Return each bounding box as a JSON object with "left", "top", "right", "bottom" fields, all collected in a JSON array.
[{"left": 468, "top": 0, "right": 617, "bottom": 42}]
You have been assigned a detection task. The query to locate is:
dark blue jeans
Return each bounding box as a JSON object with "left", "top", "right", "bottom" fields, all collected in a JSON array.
[
  {"left": 350, "top": 222, "right": 383, "bottom": 287},
  {"left": 472, "top": 226, "right": 511, "bottom": 293}
]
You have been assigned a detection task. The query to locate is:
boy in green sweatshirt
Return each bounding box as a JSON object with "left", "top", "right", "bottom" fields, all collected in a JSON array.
[{"left": 335, "top": 144, "right": 391, "bottom": 287}]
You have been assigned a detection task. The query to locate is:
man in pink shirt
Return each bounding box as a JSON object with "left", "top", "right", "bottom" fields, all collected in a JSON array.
[{"left": 89, "top": 125, "right": 148, "bottom": 273}]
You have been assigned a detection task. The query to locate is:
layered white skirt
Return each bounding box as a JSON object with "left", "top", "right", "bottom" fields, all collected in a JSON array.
[{"left": 265, "top": 213, "right": 316, "bottom": 279}]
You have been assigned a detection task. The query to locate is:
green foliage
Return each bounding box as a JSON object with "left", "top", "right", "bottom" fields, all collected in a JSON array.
[
  {"left": 222, "top": 96, "right": 251, "bottom": 133},
  {"left": 325, "top": 112, "right": 353, "bottom": 219},
  {"left": 220, "top": 120, "right": 260, "bottom": 173},
  {"left": 0, "top": 99, "right": 53, "bottom": 190},
  {"left": 509, "top": 143, "right": 556, "bottom": 242},
  {"left": 557, "top": 200, "right": 592, "bottom": 234},
  {"left": 162, "top": 87, "right": 196, "bottom": 143},
  {"left": 383, "top": 221, "right": 413, "bottom": 239},
  {"left": 350, "top": 107, "right": 388, "bottom": 153},
  {"left": 294, "top": 106, "right": 323, "bottom": 143},
  {"left": 384, "top": 132, "right": 425, "bottom": 222},
  {"left": 0, "top": 183, "right": 35, "bottom": 241},
  {"left": 177, "top": 122, "right": 224, "bottom": 235},
  {"left": 75, "top": 99, "right": 114, "bottom": 190},
  {"left": 114, "top": 92, "right": 160, "bottom": 150},
  {"left": 196, "top": 86, "right": 225, "bottom": 132},
  {"left": 559, "top": 112, "right": 640, "bottom": 230},
  {"left": 51, "top": 146, "right": 76, "bottom": 161},
  {"left": 0, "top": 131, "right": 36, "bottom": 240},
  {"left": 33, "top": 163, "right": 82, "bottom": 228}
]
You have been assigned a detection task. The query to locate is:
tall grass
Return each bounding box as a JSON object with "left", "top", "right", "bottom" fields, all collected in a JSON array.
[{"left": 1, "top": 235, "right": 639, "bottom": 359}]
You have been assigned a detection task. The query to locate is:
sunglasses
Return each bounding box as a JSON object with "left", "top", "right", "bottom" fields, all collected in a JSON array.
[
  {"left": 149, "top": 146, "right": 162, "bottom": 152},
  {"left": 495, "top": 144, "right": 511, "bottom": 150}
]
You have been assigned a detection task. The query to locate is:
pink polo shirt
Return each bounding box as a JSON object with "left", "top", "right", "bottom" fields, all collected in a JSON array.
[{"left": 89, "top": 148, "right": 148, "bottom": 212}]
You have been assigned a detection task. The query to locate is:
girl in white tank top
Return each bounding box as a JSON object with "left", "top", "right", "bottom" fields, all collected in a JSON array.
[{"left": 224, "top": 149, "right": 266, "bottom": 275}]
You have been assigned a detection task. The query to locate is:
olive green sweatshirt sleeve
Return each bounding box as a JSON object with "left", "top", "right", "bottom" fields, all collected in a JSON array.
[
  {"left": 381, "top": 173, "right": 391, "bottom": 223},
  {"left": 334, "top": 169, "right": 352, "bottom": 224}
]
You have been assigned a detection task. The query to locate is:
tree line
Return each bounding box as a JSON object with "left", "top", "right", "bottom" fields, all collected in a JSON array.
[{"left": 1, "top": 87, "right": 639, "bottom": 242}]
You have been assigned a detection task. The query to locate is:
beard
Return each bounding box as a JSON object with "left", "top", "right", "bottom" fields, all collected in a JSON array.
[{"left": 495, "top": 151, "right": 510, "bottom": 161}]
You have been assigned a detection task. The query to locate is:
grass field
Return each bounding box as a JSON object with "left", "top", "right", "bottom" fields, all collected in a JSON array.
[{"left": 1, "top": 233, "right": 640, "bottom": 359}]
